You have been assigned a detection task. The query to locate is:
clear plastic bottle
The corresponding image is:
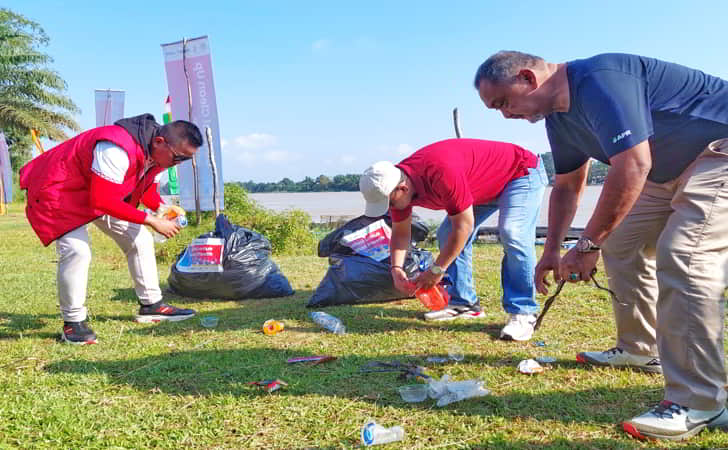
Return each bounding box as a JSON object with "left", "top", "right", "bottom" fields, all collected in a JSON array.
[
  {"left": 435, "top": 379, "right": 490, "bottom": 407},
  {"left": 360, "top": 421, "right": 404, "bottom": 446},
  {"left": 309, "top": 311, "right": 346, "bottom": 335},
  {"left": 152, "top": 212, "right": 188, "bottom": 243}
]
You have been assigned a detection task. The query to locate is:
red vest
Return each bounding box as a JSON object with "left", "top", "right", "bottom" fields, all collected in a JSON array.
[{"left": 19, "top": 125, "right": 164, "bottom": 246}]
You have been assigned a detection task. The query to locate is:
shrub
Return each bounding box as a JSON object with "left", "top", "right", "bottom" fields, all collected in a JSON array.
[{"left": 155, "top": 183, "right": 317, "bottom": 264}]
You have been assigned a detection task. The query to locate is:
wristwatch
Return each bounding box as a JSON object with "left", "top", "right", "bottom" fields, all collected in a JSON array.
[
  {"left": 430, "top": 264, "right": 444, "bottom": 275},
  {"left": 575, "top": 236, "right": 601, "bottom": 253}
]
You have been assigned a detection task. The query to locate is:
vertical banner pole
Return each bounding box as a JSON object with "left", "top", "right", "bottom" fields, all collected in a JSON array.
[
  {"left": 183, "top": 37, "right": 202, "bottom": 225},
  {"left": 453, "top": 107, "right": 462, "bottom": 138},
  {"left": 0, "top": 174, "right": 5, "bottom": 215},
  {"left": 205, "top": 126, "right": 220, "bottom": 217}
]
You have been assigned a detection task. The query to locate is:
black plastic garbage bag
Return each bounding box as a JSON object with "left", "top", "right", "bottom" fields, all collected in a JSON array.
[
  {"left": 306, "top": 247, "right": 433, "bottom": 307},
  {"left": 168, "top": 215, "right": 294, "bottom": 299},
  {"left": 318, "top": 214, "right": 430, "bottom": 258}
]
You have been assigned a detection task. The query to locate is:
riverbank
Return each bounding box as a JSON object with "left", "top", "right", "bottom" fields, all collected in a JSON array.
[{"left": 250, "top": 185, "right": 603, "bottom": 227}]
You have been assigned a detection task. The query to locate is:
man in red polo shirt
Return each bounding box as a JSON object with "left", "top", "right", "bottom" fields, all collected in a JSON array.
[{"left": 360, "top": 138, "right": 548, "bottom": 341}]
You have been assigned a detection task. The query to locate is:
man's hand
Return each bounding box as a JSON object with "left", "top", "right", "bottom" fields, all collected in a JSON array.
[
  {"left": 415, "top": 268, "right": 444, "bottom": 291},
  {"left": 535, "top": 249, "right": 562, "bottom": 295},
  {"left": 391, "top": 267, "right": 416, "bottom": 296},
  {"left": 559, "top": 248, "right": 600, "bottom": 283},
  {"left": 144, "top": 214, "right": 181, "bottom": 239},
  {"left": 163, "top": 204, "right": 186, "bottom": 218}
]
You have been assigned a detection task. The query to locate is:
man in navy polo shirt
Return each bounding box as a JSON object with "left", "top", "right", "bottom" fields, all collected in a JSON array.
[
  {"left": 359, "top": 138, "right": 548, "bottom": 341},
  {"left": 474, "top": 51, "right": 728, "bottom": 440}
]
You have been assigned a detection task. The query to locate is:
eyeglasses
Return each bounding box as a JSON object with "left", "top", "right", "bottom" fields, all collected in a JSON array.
[{"left": 168, "top": 144, "right": 192, "bottom": 164}]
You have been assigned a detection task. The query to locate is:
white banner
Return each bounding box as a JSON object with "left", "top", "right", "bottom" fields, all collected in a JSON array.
[
  {"left": 0, "top": 132, "right": 11, "bottom": 203},
  {"left": 161, "top": 36, "right": 224, "bottom": 211},
  {"left": 94, "top": 89, "right": 125, "bottom": 126}
]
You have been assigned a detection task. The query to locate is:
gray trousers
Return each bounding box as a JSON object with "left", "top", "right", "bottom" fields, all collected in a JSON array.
[
  {"left": 601, "top": 138, "right": 728, "bottom": 410},
  {"left": 56, "top": 215, "right": 162, "bottom": 322}
]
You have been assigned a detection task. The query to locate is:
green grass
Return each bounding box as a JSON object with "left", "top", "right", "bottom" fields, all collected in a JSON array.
[{"left": 1, "top": 203, "right": 727, "bottom": 449}]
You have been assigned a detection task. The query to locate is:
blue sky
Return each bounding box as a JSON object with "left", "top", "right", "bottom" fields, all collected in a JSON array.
[{"left": 6, "top": 1, "right": 728, "bottom": 182}]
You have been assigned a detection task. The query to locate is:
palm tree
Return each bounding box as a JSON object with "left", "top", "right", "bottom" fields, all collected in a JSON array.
[{"left": 0, "top": 8, "right": 79, "bottom": 142}]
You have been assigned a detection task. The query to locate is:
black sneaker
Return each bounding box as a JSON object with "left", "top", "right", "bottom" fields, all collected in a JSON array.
[
  {"left": 61, "top": 321, "right": 98, "bottom": 345},
  {"left": 423, "top": 302, "right": 484, "bottom": 321},
  {"left": 135, "top": 301, "right": 196, "bottom": 323}
]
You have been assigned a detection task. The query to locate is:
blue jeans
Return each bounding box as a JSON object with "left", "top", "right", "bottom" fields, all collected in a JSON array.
[{"left": 436, "top": 159, "right": 547, "bottom": 315}]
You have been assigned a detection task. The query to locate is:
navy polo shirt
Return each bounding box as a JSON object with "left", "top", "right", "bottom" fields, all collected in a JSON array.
[{"left": 546, "top": 53, "right": 728, "bottom": 183}]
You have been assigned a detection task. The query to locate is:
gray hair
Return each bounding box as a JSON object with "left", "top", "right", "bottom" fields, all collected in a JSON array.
[{"left": 473, "top": 50, "right": 545, "bottom": 88}]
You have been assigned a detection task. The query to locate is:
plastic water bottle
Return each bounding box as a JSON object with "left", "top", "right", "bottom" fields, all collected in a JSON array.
[
  {"left": 361, "top": 421, "right": 404, "bottom": 446},
  {"left": 152, "top": 211, "right": 187, "bottom": 243},
  {"left": 309, "top": 311, "right": 346, "bottom": 335},
  {"left": 434, "top": 379, "right": 490, "bottom": 407}
]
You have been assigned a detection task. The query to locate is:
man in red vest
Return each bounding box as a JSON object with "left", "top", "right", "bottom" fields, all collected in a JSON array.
[{"left": 19, "top": 114, "right": 201, "bottom": 345}]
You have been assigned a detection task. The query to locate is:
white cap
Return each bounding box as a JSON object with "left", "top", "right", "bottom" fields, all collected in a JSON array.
[{"left": 359, "top": 161, "right": 402, "bottom": 217}]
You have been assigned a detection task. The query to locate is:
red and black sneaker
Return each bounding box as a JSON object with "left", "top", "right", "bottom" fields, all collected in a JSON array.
[
  {"left": 135, "top": 301, "right": 196, "bottom": 323},
  {"left": 61, "top": 320, "right": 98, "bottom": 345}
]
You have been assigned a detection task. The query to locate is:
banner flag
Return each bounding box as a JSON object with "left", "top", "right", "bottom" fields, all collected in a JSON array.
[
  {"left": 94, "top": 89, "right": 125, "bottom": 126},
  {"left": 0, "top": 132, "right": 12, "bottom": 204},
  {"left": 162, "top": 96, "right": 179, "bottom": 195},
  {"left": 161, "top": 36, "right": 224, "bottom": 211},
  {"left": 30, "top": 129, "right": 44, "bottom": 154}
]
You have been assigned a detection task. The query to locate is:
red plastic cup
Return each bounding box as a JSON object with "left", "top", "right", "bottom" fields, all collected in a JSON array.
[{"left": 415, "top": 284, "right": 450, "bottom": 311}]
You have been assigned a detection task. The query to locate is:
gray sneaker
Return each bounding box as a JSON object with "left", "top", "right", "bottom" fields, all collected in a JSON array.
[
  {"left": 423, "top": 303, "right": 484, "bottom": 322},
  {"left": 623, "top": 401, "right": 728, "bottom": 441},
  {"left": 577, "top": 347, "right": 662, "bottom": 373}
]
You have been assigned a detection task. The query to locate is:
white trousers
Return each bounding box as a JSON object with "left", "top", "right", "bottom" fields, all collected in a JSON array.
[{"left": 55, "top": 216, "right": 162, "bottom": 322}]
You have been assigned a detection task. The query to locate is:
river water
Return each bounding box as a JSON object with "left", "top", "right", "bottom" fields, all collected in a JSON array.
[{"left": 250, "top": 185, "right": 603, "bottom": 228}]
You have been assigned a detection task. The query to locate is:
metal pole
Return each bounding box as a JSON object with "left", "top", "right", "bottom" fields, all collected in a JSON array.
[
  {"left": 453, "top": 107, "right": 462, "bottom": 138},
  {"left": 0, "top": 172, "right": 5, "bottom": 215},
  {"left": 183, "top": 37, "right": 201, "bottom": 225},
  {"left": 205, "top": 126, "right": 220, "bottom": 217}
]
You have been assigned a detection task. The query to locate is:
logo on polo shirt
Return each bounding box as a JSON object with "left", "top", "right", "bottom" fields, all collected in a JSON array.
[{"left": 612, "top": 129, "right": 632, "bottom": 144}]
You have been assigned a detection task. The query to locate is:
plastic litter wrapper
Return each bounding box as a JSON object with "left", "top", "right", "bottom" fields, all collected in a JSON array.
[
  {"left": 168, "top": 214, "right": 294, "bottom": 299},
  {"left": 307, "top": 214, "right": 433, "bottom": 307},
  {"left": 317, "top": 214, "right": 430, "bottom": 258}
]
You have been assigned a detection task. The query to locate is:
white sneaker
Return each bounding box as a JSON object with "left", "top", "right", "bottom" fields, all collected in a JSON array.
[
  {"left": 623, "top": 401, "right": 728, "bottom": 440},
  {"left": 576, "top": 347, "right": 662, "bottom": 373},
  {"left": 500, "top": 314, "right": 537, "bottom": 341},
  {"left": 423, "top": 304, "right": 484, "bottom": 322}
]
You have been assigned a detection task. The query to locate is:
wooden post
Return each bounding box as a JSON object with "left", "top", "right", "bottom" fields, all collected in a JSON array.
[
  {"left": 453, "top": 107, "right": 462, "bottom": 138},
  {"left": 183, "top": 37, "right": 202, "bottom": 225},
  {"left": 0, "top": 173, "right": 5, "bottom": 215},
  {"left": 205, "top": 126, "right": 220, "bottom": 217}
]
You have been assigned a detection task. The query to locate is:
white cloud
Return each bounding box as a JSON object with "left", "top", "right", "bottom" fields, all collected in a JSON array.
[
  {"left": 220, "top": 138, "right": 228, "bottom": 149},
  {"left": 395, "top": 144, "right": 413, "bottom": 156},
  {"left": 262, "top": 150, "right": 300, "bottom": 163},
  {"left": 230, "top": 133, "right": 278, "bottom": 149},
  {"left": 312, "top": 39, "right": 331, "bottom": 52}
]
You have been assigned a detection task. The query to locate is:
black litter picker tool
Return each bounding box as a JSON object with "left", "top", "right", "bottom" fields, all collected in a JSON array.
[{"left": 534, "top": 270, "right": 624, "bottom": 331}]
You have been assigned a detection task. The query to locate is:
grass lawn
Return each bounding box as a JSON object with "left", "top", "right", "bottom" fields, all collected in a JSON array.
[{"left": 1, "top": 203, "right": 726, "bottom": 449}]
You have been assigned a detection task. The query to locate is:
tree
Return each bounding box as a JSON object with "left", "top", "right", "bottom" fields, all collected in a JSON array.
[{"left": 0, "top": 8, "right": 79, "bottom": 145}]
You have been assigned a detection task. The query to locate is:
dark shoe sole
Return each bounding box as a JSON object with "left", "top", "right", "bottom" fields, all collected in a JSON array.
[
  {"left": 135, "top": 313, "right": 195, "bottom": 324},
  {"left": 61, "top": 333, "right": 97, "bottom": 345},
  {"left": 576, "top": 353, "right": 663, "bottom": 374}
]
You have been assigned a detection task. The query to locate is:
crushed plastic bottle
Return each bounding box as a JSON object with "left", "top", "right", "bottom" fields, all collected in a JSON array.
[
  {"left": 361, "top": 421, "right": 404, "bottom": 446},
  {"left": 309, "top": 311, "right": 346, "bottom": 335},
  {"left": 151, "top": 205, "right": 188, "bottom": 243},
  {"left": 427, "top": 375, "right": 490, "bottom": 407},
  {"left": 262, "top": 319, "right": 285, "bottom": 336}
]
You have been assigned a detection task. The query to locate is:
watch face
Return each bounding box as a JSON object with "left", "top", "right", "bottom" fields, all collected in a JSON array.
[
  {"left": 431, "top": 265, "right": 443, "bottom": 275},
  {"left": 576, "top": 239, "right": 589, "bottom": 252}
]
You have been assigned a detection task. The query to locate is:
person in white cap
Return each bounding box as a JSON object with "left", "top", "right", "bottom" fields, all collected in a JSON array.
[{"left": 360, "top": 138, "right": 547, "bottom": 341}]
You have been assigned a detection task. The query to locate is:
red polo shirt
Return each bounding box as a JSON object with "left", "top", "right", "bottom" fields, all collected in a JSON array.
[{"left": 390, "top": 138, "right": 539, "bottom": 222}]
